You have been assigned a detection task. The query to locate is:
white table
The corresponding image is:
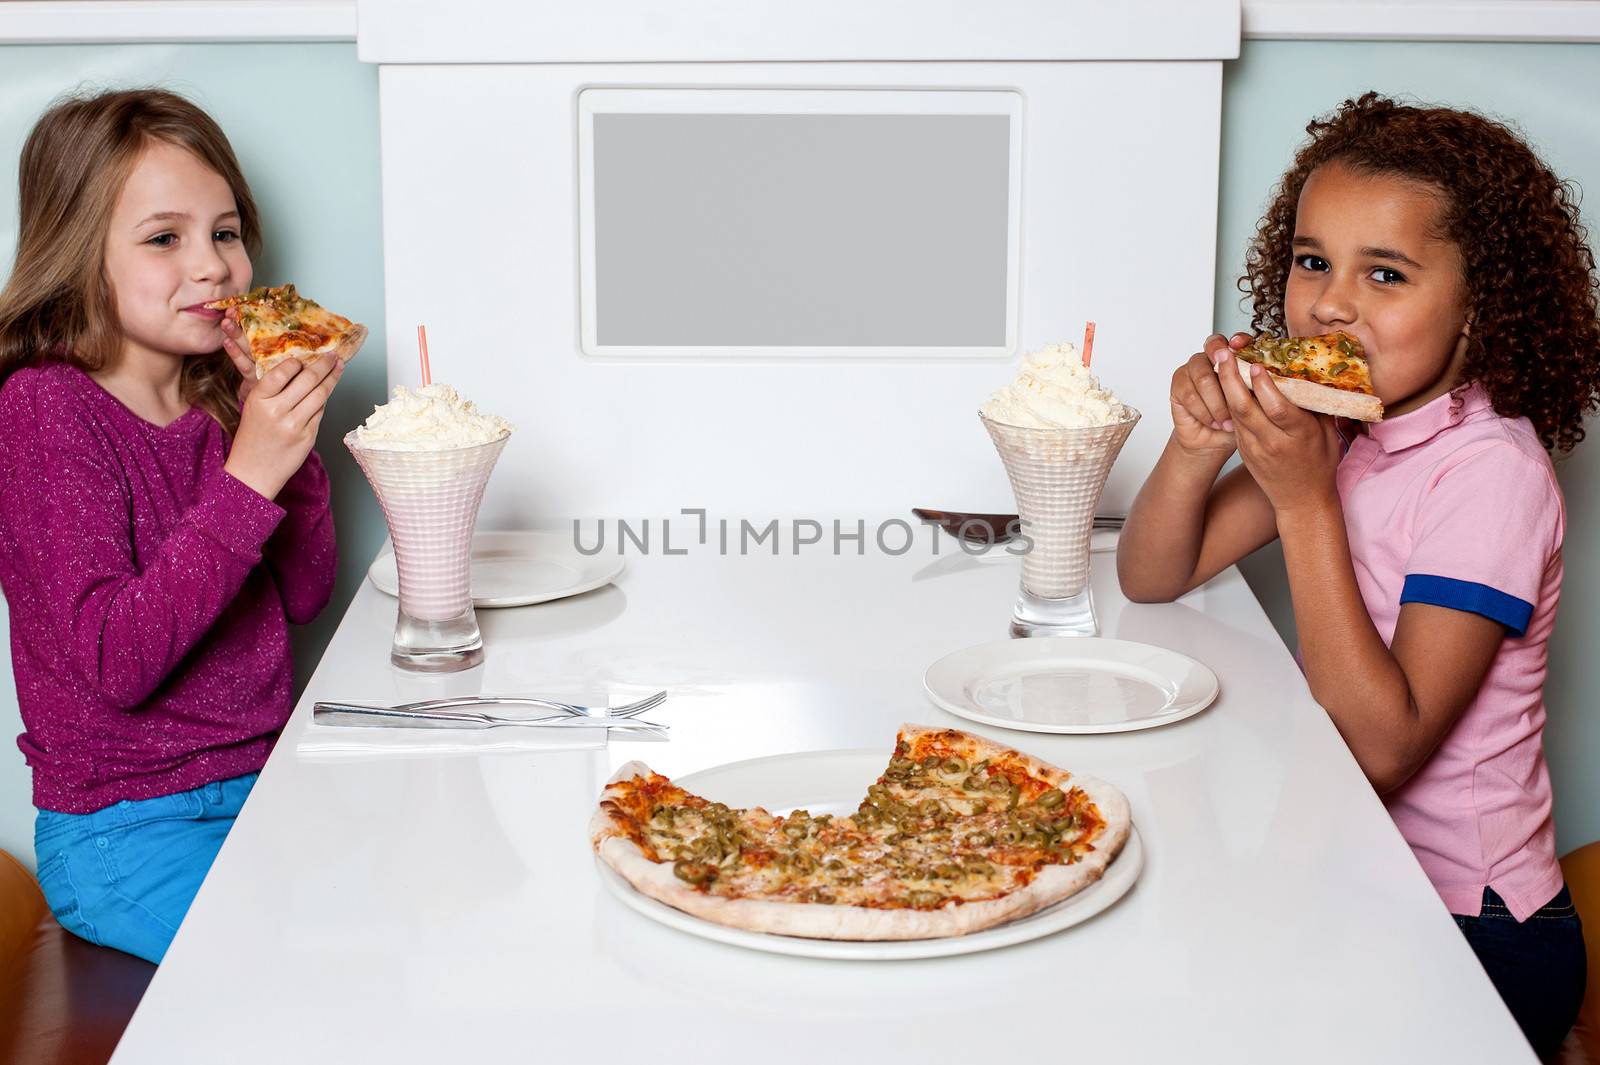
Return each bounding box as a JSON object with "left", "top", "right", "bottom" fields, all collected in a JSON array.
[{"left": 109, "top": 536, "right": 1535, "bottom": 1064}]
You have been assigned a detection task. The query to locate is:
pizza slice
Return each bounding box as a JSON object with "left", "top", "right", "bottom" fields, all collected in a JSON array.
[
  {"left": 1223, "top": 330, "right": 1383, "bottom": 422},
  {"left": 590, "top": 725, "right": 1131, "bottom": 940},
  {"left": 205, "top": 283, "right": 366, "bottom": 379}
]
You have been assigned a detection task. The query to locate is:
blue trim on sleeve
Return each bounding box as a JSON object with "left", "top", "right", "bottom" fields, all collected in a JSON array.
[{"left": 1400, "top": 574, "right": 1534, "bottom": 636}]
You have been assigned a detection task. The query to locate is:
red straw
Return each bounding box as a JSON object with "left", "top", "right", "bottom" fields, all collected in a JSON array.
[
  {"left": 417, "top": 325, "right": 432, "bottom": 386},
  {"left": 1082, "top": 321, "right": 1096, "bottom": 368}
]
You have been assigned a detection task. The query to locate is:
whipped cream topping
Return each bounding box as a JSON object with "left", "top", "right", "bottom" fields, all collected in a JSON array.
[
  {"left": 980, "top": 343, "right": 1127, "bottom": 429},
  {"left": 352, "top": 383, "right": 512, "bottom": 450}
]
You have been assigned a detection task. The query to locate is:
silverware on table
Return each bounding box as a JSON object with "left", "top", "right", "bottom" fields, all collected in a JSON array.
[
  {"left": 312, "top": 702, "right": 669, "bottom": 734},
  {"left": 310, "top": 690, "right": 669, "bottom": 734},
  {"left": 912, "top": 508, "right": 1124, "bottom": 545},
  {"left": 363, "top": 690, "right": 666, "bottom": 719}
]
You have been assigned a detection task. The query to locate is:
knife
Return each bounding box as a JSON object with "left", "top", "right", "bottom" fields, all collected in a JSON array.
[
  {"left": 312, "top": 702, "right": 669, "bottom": 734},
  {"left": 912, "top": 509, "right": 1124, "bottom": 545}
]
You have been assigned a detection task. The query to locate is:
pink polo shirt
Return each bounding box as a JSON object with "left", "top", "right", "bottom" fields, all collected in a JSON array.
[{"left": 1336, "top": 382, "right": 1565, "bottom": 922}]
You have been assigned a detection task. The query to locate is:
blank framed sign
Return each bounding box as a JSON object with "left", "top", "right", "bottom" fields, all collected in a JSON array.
[{"left": 577, "top": 88, "right": 1023, "bottom": 358}]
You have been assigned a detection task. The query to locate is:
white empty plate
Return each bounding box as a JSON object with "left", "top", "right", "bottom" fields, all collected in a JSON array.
[
  {"left": 367, "top": 530, "right": 624, "bottom": 609},
  {"left": 595, "top": 748, "right": 1141, "bottom": 959},
  {"left": 924, "top": 637, "right": 1219, "bottom": 735}
]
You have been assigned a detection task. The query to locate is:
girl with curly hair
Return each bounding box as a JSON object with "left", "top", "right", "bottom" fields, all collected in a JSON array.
[
  {"left": 0, "top": 89, "right": 360, "bottom": 963},
  {"left": 1119, "top": 92, "right": 1598, "bottom": 1058}
]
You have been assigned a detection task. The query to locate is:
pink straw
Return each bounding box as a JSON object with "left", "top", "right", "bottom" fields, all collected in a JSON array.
[
  {"left": 417, "top": 325, "right": 432, "bottom": 386},
  {"left": 1082, "top": 322, "right": 1096, "bottom": 368}
]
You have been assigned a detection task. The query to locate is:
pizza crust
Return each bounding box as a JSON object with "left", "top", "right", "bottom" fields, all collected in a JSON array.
[
  {"left": 591, "top": 737, "right": 1133, "bottom": 941},
  {"left": 1224, "top": 355, "right": 1384, "bottom": 422},
  {"left": 250, "top": 322, "right": 368, "bottom": 379}
]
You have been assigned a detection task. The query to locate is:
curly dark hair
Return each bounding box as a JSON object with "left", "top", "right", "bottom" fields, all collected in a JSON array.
[{"left": 1241, "top": 92, "right": 1600, "bottom": 451}]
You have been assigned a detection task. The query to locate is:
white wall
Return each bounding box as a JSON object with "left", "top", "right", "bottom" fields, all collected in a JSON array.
[{"left": 376, "top": 60, "right": 1222, "bottom": 525}]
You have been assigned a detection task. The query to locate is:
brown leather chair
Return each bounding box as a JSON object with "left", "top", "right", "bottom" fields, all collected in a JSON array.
[
  {"left": 0, "top": 847, "right": 156, "bottom": 1065},
  {"left": 1558, "top": 841, "right": 1600, "bottom": 1064}
]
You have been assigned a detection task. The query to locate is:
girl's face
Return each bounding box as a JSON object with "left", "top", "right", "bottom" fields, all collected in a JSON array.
[
  {"left": 102, "top": 139, "right": 251, "bottom": 368},
  {"left": 1285, "top": 162, "right": 1471, "bottom": 419}
]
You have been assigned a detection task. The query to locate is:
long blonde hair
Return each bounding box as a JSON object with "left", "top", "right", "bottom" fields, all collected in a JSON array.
[{"left": 0, "top": 88, "right": 261, "bottom": 434}]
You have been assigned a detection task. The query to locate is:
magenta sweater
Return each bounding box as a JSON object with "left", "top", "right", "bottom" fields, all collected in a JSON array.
[{"left": 0, "top": 363, "right": 337, "bottom": 813}]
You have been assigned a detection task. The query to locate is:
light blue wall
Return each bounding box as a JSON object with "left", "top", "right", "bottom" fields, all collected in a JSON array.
[
  {"left": 1216, "top": 41, "right": 1600, "bottom": 856},
  {"left": 1, "top": 39, "right": 1596, "bottom": 872},
  {"left": 0, "top": 45, "right": 388, "bottom": 869}
]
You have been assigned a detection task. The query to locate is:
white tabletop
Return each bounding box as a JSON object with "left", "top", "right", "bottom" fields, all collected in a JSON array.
[{"left": 110, "top": 536, "right": 1534, "bottom": 1064}]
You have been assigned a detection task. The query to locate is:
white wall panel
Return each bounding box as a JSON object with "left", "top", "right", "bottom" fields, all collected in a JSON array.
[
  {"left": 376, "top": 61, "right": 1222, "bottom": 525},
  {"left": 357, "top": 0, "right": 1239, "bottom": 63}
]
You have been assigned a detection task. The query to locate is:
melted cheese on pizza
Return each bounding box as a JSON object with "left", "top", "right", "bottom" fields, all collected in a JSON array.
[
  {"left": 602, "top": 736, "right": 1107, "bottom": 912},
  {"left": 1236, "top": 331, "right": 1374, "bottom": 394},
  {"left": 206, "top": 283, "right": 354, "bottom": 359}
]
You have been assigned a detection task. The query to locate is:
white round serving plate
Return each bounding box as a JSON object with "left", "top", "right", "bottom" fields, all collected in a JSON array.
[
  {"left": 924, "top": 637, "right": 1219, "bottom": 735},
  {"left": 367, "top": 530, "right": 623, "bottom": 608},
  {"left": 595, "top": 748, "right": 1142, "bottom": 960}
]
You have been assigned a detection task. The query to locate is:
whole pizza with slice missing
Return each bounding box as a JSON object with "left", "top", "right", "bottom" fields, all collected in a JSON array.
[
  {"left": 591, "top": 725, "right": 1132, "bottom": 940},
  {"left": 206, "top": 283, "right": 366, "bottom": 379},
  {"left": 1222, "top": 330, "right": 1384, "bottom": 422}
]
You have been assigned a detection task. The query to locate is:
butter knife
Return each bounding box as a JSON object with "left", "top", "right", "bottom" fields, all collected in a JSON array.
[
  {"left": 312, "top": 702, "right": 668, "bottom": 734},
  {"left": 912, "top": 508, "right": 1124, "bottom": 545}
]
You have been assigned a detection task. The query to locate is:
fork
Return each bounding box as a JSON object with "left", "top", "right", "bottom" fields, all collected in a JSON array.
[
  {"left": 311, "top": 702, "right": 669, "bottom": 734},
  {"left": 355, "top": 690, "right": 666, "bottom": 720}
]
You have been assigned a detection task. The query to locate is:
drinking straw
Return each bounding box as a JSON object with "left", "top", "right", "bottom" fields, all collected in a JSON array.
[
  {"left": 1082, "top": 322, "right": 1096, "bottom": 368},
  {"left": 418, "top": 325, "right": 432, "bottom": 386}
]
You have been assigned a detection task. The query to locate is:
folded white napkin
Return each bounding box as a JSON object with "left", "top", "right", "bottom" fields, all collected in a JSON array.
[{"left": 295, "top": 720, "right": 607, "bottom": 759}]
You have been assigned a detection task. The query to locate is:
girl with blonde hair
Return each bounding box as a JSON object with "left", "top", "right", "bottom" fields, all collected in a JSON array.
[{"left": 0, "top": 88, "right": 358, "bottom": 962}]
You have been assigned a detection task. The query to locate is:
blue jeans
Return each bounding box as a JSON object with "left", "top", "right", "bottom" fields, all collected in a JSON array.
[
  {"left": 1454, "top": 885, "right": 1587, "bottom": 1061},
  {"left": 33, "top": 773, "right": 258, "bottom": 964}
]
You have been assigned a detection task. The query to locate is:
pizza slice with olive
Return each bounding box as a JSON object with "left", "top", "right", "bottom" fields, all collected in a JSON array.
[
  {"left": 205, "top": 283, "right": 366, "bottom": 379},
  {"left": 1225, "top": 330, "right": 1383, "bottom": 422},
  {"left": 590, "top": 725, "right": 1131, "bottom": 940}
]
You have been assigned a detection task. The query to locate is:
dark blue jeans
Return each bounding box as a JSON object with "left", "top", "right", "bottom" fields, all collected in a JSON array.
[{"left": 1454, "top": 885, "right": 1586, "bottom": 1061}]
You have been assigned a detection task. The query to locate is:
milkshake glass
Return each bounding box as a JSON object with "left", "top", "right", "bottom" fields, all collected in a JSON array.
[
  {"left": 344, "top": 384, "right": 512, "bottom": 672},
  {"left": 978, "top": 338, "right": 1138, "bottom": 637},
  {"left": 981, "top": 409, "right": 1138, "bottom": 636}
]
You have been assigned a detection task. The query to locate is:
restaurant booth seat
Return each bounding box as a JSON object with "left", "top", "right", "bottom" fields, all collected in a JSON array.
[
  {"left": 1558, "top": 841, "right": 1600, "bottom": 1064},
  {"left": 0, "top": 847, "right": 155, "bottom": 1065}
]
